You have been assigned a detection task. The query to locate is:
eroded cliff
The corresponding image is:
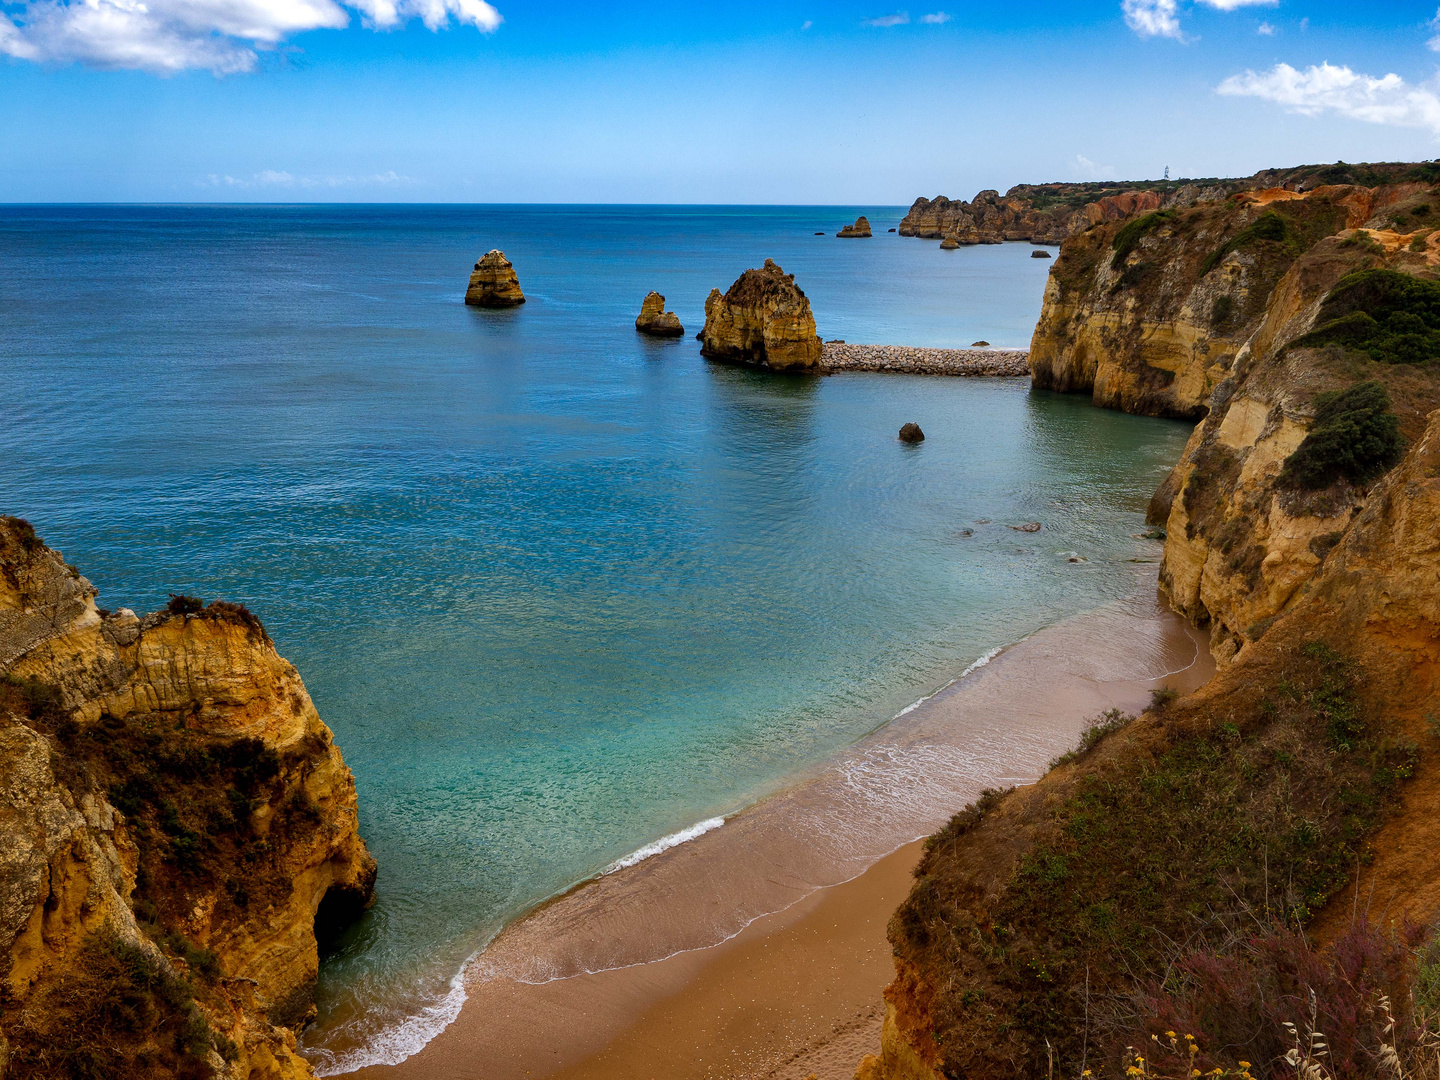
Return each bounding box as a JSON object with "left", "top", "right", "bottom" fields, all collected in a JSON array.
[
  {"left": 0, "top": 518, "right": 375, "bottom": 1080},
  {"left": 858, "top": 162, "right": 1440, "bottom": 1080}
]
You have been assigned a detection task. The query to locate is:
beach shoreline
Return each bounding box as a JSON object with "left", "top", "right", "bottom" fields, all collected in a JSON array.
[{"left": 345, "top": 569, "right": 1213, "bottom": 1080}]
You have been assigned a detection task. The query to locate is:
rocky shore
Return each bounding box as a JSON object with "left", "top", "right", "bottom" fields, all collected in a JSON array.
[{"left": 821, "top": 343, "right": 1028, "bottom": 376}]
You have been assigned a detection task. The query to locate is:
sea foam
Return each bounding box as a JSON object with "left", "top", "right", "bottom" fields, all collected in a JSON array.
[
  {"left": 603, "top": 816, "right": 726, "bottom": 875},
  {"left": 309, "top": 969, "right": 469, "bottom": 1078}
]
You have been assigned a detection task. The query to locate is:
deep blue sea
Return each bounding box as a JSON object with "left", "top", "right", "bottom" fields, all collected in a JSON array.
[{"left": 0, "top": 205, "right": 1192, "bottom": 1068}]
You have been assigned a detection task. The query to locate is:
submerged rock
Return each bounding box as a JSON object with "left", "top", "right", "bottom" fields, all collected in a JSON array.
[
  {"left": 898, "top": 422, "right": 925, "bottom": 443},
  {"left": 465, "top": 249, "right": 526, "bottom": 308},
  {"left": 838, "top": 216, "right": 873, "bottom": 238},
  {"left": 635, "top": 291, "right": 684, "bottom": 337},
  {"left": 700, "top": 259, "right": 823, "bottom": 372},
  {"left": 1011, "top": 521, "right": 1042, "bottom": 532},
  {"left": 971, "top": 340, "right": 990, "bottom": 347}
]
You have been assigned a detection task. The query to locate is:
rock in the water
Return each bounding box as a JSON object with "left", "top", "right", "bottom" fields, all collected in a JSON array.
[
  {"left": 1011, "top": 521, "right": 1042, "bottom": 532},
  {"left": 465, "top": 249, "right": 526, "bottom": 308},
  {"left": 814, "top": 231, "right": 825, "bottom": 235},
  {"left": 898, "top": 422, "right": 925, "bottom": 443},
  {"left": 837, "top": 216, "right": 873, "bottom": 238},
  {"left": 635, "top": 291, "right": 684, "bottom": 337},
  {"left": 939, "top": 237, "right": 961, "bottom": 250},
  {"left": 888, "top": 228, "right": 897, "bottom": 232},
  {"left": 699, "top": 259, "right": 823, "bottom": 372},
  {"left": 1031, "top": 249, "right": 1052, "bottom": 258},
  {"left": 971, "top": 340, "right": 990, "bottom": 347}
]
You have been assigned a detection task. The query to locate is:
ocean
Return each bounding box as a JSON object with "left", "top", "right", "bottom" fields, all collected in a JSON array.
[{"left": 0, "top": 204, "right": 1193, "bottom": 1069}]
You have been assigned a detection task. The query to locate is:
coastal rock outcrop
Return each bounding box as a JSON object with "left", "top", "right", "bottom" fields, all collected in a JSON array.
[
  {"left": 897, "top": 423, "right": 924, "bottom": 443},
  {"left": 635, "top": 291, "right": 684, "bottom": 337},
  {"left": 0, "top": 517, "right": 375, "bottom": 1080},
  {"left": 465, "top": 249, "right": 526, "bottom": 308},
  {"left": 699, "top": 259, "right": 823, "bottom": 372},
  {"left": 1153, "top": 216, "right": 1440, "bottom": 665},
  {"left": 1025, "top": 183, "right": 1424, "bottom": 419},
  {"left": 837, "top": 216, "right": 872, "bottom": 238}
]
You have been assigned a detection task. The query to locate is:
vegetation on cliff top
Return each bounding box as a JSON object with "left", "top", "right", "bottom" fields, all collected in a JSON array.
[
  {"left": 1295, "top": 269, "right": 1440, "bottom": 366},
  {"left": 892, "top": 639, "right": 1419, "bottom": 1077}
]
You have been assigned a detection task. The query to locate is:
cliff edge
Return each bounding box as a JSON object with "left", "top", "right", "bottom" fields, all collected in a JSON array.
[{"left": 0, "top": 518, "right": 375, "bottom": 1080}]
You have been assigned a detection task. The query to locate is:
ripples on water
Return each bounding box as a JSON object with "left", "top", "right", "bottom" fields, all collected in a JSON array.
[{"left": 0, "top": 205, "right": 1193, "bottom": 1068}]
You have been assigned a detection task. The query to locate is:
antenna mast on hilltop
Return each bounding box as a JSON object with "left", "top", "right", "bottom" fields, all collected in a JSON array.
[{"left": 1163, "top": 166, "right": 1170, "bottom": 181}]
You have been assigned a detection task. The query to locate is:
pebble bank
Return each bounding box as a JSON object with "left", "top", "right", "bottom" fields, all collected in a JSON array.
[{"left": 821, "top": 344, "right": 1029, "bottom": 376}]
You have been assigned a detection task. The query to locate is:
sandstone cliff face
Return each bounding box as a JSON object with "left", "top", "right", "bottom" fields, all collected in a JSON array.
[
  {"left": 1155, "top": 216, "right": 1440, "bottom": 664},
  {"left": 0, "top": 518, "right": 375, "bottom": 1080},
  {"left": 634, "top": 291, "right": 683, "bottom": 337},
  {"left": 699, "top": 259, "right": 823, "bottom": 372},
  {"left": 1028, "top": 187, "right": 1371, "bottom": 419},
  {"left": 838, "top": 216, "right": 872, "bottom": 238},
  {"left": 464, "top": 249, "right": 525, "bottom": 308}
]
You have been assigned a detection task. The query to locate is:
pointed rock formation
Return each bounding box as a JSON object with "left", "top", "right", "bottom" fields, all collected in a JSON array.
[
  {"left": 635, "top": 291, "right": 684, "bottom": 337},
  {"left": 898, "top": 423, "right": 925, "bottom": 443},
  {"left": 837, "top": 216, "right": 873, "bottom": 238},
  {"left": 465, "top": 250, "right": 526, "bottom": 308},
  {"left": 699, "top": 260, "right": 824, "bottom": 372}
]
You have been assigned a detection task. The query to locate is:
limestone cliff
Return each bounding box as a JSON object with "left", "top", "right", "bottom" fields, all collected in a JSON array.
[
  {"left": 0, "top": 518, "right": 375, "bottom": 1080},
  {"left": 838, "top": 216, "right": 873, "bottom": 238},
  {"left": 699, "top": 259, "right": 823, "bottom": 372},
  {"left": 464, "top": 249, "right": 525, "bottom": 308},
  {"left": 1154, "top": 217, "right": 1440, "bottom": 664}
]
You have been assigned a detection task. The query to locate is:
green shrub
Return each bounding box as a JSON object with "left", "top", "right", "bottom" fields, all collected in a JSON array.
[
  {"left": 1278, "top": 381, "right": 1403, "bottom": 490},
  {"left": 1211, "top": 294, "right": 1235, "bottom": 328},
  {"left": 167, "top": 593, "right": 205, "bottom": 616},
  {"left": 1293, "top": 269, "right": 1440, "bottom": 365},
  {"left": 1111, "top": 211, "right": 1174, "bottom": 269},
  {"left": 1200, "top": 211, "right": 1290, "bottom": 276}
]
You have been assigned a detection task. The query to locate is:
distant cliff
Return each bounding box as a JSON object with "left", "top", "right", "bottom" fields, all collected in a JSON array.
[
  {"left": 902, "top": 161, "right": 1440, "bottom": 248},
  {"left": 0, "top": 518, "right": 375, "bottom": 1080}
]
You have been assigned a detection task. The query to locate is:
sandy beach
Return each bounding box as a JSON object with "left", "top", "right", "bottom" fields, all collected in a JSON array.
[{"left": 351, "top": 569, "right": 1214, "bottom": 1080}]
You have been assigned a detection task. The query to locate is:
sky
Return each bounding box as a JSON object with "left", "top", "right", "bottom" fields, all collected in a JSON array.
[{"left": 1, "top": 0, "right": 1437, "bottom": 202}]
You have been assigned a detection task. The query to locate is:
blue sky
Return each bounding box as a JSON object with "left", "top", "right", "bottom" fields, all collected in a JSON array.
[{"left": 1, "top": 0, "right": 1437, "bottom": 202}]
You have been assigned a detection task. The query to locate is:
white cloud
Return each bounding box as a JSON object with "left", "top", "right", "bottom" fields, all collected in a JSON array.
[
  {"left": 0, "top": 0, "right": 500, "bottom": 74},
  {"left": 1195, "top": 0, "right": 1275, "bottom": 9},
  {"left": 1074, "top": 154, "right": 1118, "bottom": 180},
  {"left": 1430, "top": 8, "right": 1440, "bottom": 52},
  {"left": 920, "top": 11, "right": 950, "bottom": 23},
  {"left": 1218, "top": 62, "right": 1440, "bottom": 135},
  {"left": 205, "top": 168, "right": 416, "bottom": 188},
  {"left": 800, "top": 18, "right": 812, "bottom": 29},
  {"left": 1122, "top": 0, "right": 1181, "bottom": 40},
  {"left": 864, "top": 12, "right": 909, "bottom": 27},
  {"left": 1257, "top": 21, "right": 1274, "bottom": 35}
]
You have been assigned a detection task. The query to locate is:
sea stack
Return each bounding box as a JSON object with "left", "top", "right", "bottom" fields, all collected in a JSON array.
[
  {"left": 465, "top": 249, "right": 526, "bottom": 308},
  {"left": 699, "top": 259, "right": 823, "bottom": 372},
  {"left": 939, "top": 237, "right": 961, "bottom": 250},
  {"left": 837, "top": 216, "right": 873, "bottom": 238},
  {"left": 1031, "top": 249, "right": 1053, "bottom": 258},
  {"left": 635, "top": 291, "right": 684, "bottom": 337},
  {"left": 898, "top": 422, "right": 925, "bottom": 443}
]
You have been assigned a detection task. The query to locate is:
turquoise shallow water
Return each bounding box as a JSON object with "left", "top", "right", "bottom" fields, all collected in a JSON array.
[{"left": 0, "top": 205, "right": 1192, "bottom": 1065}]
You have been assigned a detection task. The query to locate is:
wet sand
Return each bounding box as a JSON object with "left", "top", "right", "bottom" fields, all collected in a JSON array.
[{"left": 354, "top": 577, "right": 1213, "bottom": 1080}]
